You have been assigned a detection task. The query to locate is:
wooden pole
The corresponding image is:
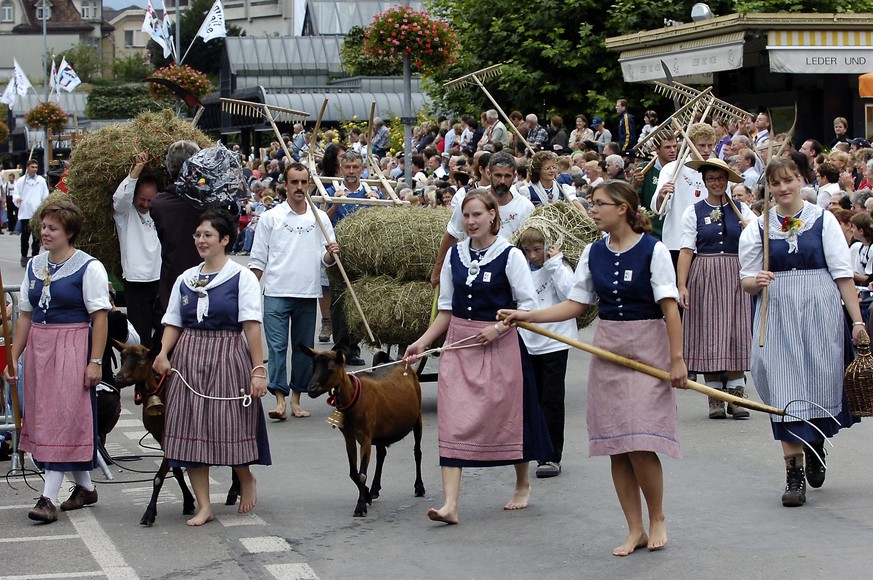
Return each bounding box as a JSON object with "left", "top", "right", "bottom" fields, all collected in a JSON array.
[
  {"left": 0, "top": 274, "right": 23, "bottom": 460},
  {"left": 471, "top": 74, "right": 535, "bottom": 155},
  {"left": 508, "top": 319, "right": 784, "bottom": 416}
]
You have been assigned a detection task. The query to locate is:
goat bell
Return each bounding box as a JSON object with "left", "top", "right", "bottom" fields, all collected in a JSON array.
[
  {"left": 144, "top": 395, "right": 165, "bottom": 417},
  {"left": 325, "top": 409, "right": 344, "bottom": 429}
]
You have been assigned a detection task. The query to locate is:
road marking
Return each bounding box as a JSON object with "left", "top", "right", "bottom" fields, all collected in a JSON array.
[
  {"left": 240, "top": 536, "right": 291, "bottom": 553},
  {"left": 0, "top": 534, "right": 79, "bottom": 543},
  {"left": 264, "top": 564, "right": 319, "bottom": 580},
  {"left": 0, "top": 504, "right": 37, "bottom": 510},
  {"left": 67, "top": 508, "right": 139, "bottom": 580},
  {"left": 217, "top": 512, "right": 265, "bottom": 526},
  {"left": 0, "top": 572, "right": 106, "bottom": 579},
  {"left": 114, "top": 419, "right": 144, "bottom": 429}
]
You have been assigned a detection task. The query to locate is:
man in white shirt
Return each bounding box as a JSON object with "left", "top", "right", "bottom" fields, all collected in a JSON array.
[
  {"left": 14, "top": 159, "right": 50, "bottom": 267},
  {"left": 249, "top": 162, "right": 339, "bottom": 420},
  {"left": 753, "top": 112, "right": 771, "bottom": 149},
  {"left": 430, "top": 151, "right": 534, "bottom": 284},
  {"left": 112, "top": 151, "right": 162, "bottom": 347},
  {"left": 736, "top": 148, "right": 760, "bottom": 191},
  {"left": 652, "top": 122, "right": 716, "bottom": 266}
]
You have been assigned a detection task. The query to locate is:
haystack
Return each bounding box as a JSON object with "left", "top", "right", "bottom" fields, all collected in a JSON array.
[
  {"left": 509, "top": 201, "right": 601, "bottom": 329},
  {"left": 63, "top": 109, "right": 213, "bottom": 276},
  {"left": 344, "top": 276, "right": 438, "bottom": 347}
]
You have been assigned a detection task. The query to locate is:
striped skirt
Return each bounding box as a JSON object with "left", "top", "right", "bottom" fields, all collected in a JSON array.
[
  {"left": 751, "top": 269, "right": 844, "bottom": 422},
  {"left": 163, "top": 329, "right": 270, "bottom": 466},
  {"left": 683, "top": 254, "right": 751, "bottom": 373}
]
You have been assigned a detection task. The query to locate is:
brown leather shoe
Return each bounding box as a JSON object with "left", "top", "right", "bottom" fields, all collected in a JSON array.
[
  {"left": 60, "top": 485, "right": 98, "bottom": 511},
  {"left": 28, "top": 496, "right": 58, "bottom": 523}
]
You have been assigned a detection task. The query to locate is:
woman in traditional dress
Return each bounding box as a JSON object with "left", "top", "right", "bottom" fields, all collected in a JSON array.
[
  {"left": 404, "top": 189, "right": 551, "bottom": 525},
  {"left": 739, "top": 157, "right": 864, "bottom": 507},
  {"left": 501, "top": 181, "right": 686, "bottom": 556},
  {"left": 153, "top": 208, "right": 271, "bottom": 526},
  {"left": 4, "top": 199, "right": 110, "bottom": 524},
  {"left": 521, "top": 150, "right": 585, "bottom": 212},
  {"left": 677, "top": 158, "right": 755, "bottom": 419}
]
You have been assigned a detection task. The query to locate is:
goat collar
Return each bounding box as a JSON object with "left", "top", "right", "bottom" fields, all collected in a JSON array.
[{"left": 326, "top": 374, "right": 361, "bottom": 412}]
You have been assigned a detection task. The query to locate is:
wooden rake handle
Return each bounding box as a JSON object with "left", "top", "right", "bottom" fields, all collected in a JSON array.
[{"left": 507, "top": 319, "right": 784, "bottom": 416}]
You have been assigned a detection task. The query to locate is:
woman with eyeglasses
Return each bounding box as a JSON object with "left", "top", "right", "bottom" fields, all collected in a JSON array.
[
  {"left": 501, "top": 181, "right": 686, "bottom": 556},
  {"left": 521, "top": 151, "right": 586, "bottom": 212},
  {"left": 153, "top": 208, "right": 272, "bottom": 526},
  {"left": 676, "top": 159, "right": 755, "bottom": 419}
]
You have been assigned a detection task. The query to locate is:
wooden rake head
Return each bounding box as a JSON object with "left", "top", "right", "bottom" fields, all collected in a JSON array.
[
  {"left": 652, "top": 81, "right": 752, "bottom": 128},
  {"left": 443, "top": 63, "right": 505, "bottom": 89},
  {"left": 220, "top": 98, "right": 310, "bottom": 124}
]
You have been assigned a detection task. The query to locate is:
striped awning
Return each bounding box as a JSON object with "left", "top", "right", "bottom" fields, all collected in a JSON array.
[{"left": 768, "top": 30, "right": 873, "bottom": 74}]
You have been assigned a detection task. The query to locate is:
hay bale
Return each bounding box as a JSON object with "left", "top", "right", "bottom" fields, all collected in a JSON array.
[
  {"left": 63, "top": 109, "right": 213, "bottom": 276},
  {"left": 333, "top": 206, "right": 451, "bottom": 281},
  {"left": 510, "top": 201, "right": 601, "bottom": 329},
  {"left": 344, "top": 275, "right": 437, "bottom": 347}
]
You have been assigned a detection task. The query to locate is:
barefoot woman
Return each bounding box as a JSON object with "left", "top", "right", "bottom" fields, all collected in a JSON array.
[
  {"left": 404, "top": 189, "right": 552, "bottom": 524},
  {"left": 501, "top": 181, "right": 686, "bottom": 555},
  {"left": 154, "top": 209, "right": 271, "bottom": 526}
]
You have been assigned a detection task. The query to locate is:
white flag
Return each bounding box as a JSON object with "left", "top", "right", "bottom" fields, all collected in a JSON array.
[
  {"left": 49, "top": 57, "right": 57, "bottom": 91},
  {"left": 142, "top": 0, "right": 170, "bottom": 57},
  {"left": 0, "top": 79, "right": 15, "bottom": 107},
  {"left": 161, "top": 16, "right": 175, "bottom": 60},
  {"left": 196, "top": 0, "right": 226, "bottom": 43},
  {"left": 13, "top": 58, "right": 32, "bottom": 96},
  {"left": 56, "top": 57, "right": 82, "bottom": 92}
]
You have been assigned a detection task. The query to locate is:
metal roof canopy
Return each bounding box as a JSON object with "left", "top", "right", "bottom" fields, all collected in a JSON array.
[
  {"left": 225, "top": 36, "right": 345, "bottom": 77},
  {"left": 306, "top": 0, "right": 425, "bottom": 35},
  {"left": 264, "top": 90, "right": 428, "bottom": 123}
]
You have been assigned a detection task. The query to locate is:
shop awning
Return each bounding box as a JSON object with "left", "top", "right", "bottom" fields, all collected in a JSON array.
[
  {"left": 617, "top": 32, "right": 745, "bottom": 83},
  {"left": 768, "top": 30, "right": 873, "bottom": 74}
]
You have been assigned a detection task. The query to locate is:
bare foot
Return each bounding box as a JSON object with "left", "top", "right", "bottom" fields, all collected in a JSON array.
[
  {"left": 426, "top": 506, "right": 458, "bottom": 525},
  {"left": 613, "top": 531, "right": 648, "bottom": 557},
  {"left": 186, "top": 508, "right": 214, "bottom": 527},
  {"left": 237, "top": 473, "right": 257, "bottom": 514},
  {"left": 648, "top": 516, "right": 668, "bottom": 551},
  {"left": 268, "top": 395, "right": 286, "bottom": 421},
  {"left": 290, "top": 406, "right": 311, "bottom": 418},
  {"left": 503, "top": 484, "right": 531, "bottom": 510}
]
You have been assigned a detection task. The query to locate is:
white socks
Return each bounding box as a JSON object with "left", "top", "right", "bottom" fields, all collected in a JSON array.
[
  {"left": 72, "top": 470, "right": 95, "bottom": 492},
  {"left": 42, "top": 470, "right": 64, "bottom": 504}
]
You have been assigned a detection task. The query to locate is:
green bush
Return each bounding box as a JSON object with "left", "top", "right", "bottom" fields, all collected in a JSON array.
[
  {"left": 112, "top": 55, "right": 154, "bottom": 82},
  {"left": 56, "top": 44, "right": 102, "bottom": 83},
  {"left": 340, "top": 26, "right": 402, "bottom": 77},
  {"left": 85, "top": 84, "right": 164, "bottom": 119}
]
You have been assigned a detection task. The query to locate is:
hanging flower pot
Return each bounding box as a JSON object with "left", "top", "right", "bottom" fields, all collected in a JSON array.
[
  {"left": 148, "top": 64, "right": 212, "bottom": 103},
  {"left": 25, "top": 101, "right": 67, "bottom": 134},
  {"left": 363, "top": 5, "right": 459, "bottom": 75}
]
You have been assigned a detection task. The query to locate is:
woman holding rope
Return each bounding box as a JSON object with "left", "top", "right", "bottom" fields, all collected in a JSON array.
[
  {"left": 154, "top": 208, "right": 271, "bottom": 526},
  {"left": 404, "top": 188, "right": 552, "bottom": 525},
  {"left": 739, "top": 157, "right": 864, "bottom": 508},
  {"left": 501, "top": 181, "right": 686, "bottom": 557}
]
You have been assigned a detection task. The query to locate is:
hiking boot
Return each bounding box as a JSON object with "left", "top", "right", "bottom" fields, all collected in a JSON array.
[
  {"left": 535, "top": 461, "right": 561, "bottom": 479},
  {"left": 28, "top": 496, "right": 58, "bottom": 523},
  {"left": 727, "top": 386, "right": 750, "bottom": 419},
  {"left": 708, "top": 396, "right": 726, "bottom": 419},
  {"left": 804, "top": 440, "right": 827, "bottom": 489},
  {"left": 318, "top": 317, "right": 332, "bottom": 343},
  {"left": 60, "top": 485, "right": 98, "bottom": 511},
  {"left": 781, "top": 466, "right": 807, "bottom": 507}
]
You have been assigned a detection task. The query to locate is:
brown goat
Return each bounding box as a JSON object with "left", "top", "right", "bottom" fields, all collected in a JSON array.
[
  {"left": 115, "top": 342, "right": 239, "bottom": 526},
  {"left": 303, "top": 346, "right": 425, "bottom": 517}
]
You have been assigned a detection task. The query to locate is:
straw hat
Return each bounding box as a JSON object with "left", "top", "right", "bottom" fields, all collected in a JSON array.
[{"left": 685, "top": 157, "right": 743, "bottom": 183}]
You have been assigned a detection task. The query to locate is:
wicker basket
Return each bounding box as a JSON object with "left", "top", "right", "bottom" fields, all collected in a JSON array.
[{"left": 844, "top": 328, "right": 873, "bottom": 417}]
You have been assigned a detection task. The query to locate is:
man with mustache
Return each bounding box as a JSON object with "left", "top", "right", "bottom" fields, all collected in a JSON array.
[
  {"left": 249, "top": 163, "right": 338, "bottom": 421},
  {"left": 430, "top": 151, "right": 534, "bottom": 285}
]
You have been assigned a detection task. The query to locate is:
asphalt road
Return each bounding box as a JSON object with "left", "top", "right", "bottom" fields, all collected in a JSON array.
[{"left": 2, "top": 231, "right": 873, "bottom": 579}]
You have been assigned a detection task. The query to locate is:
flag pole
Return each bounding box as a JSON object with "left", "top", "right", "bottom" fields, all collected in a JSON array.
[{"left": 179, "top": 37, "right": 197, "bottom": 66}]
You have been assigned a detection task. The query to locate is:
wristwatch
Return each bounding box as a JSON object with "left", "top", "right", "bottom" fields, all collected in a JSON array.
[{"left": 89, "top": 358, "right": 103, "bottom": 366}]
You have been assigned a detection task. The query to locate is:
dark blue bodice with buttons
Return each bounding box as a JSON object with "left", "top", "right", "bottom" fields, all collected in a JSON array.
[
  {"left": 764, "top": 215, "right": 827, "bottom": 272},
  {"left": 28, "top": 259, "right": 93, "bottom": 324},
  {"left": 590, "top": 235, "right": 663, "bottom": 321},
  {"left": 449, "top": 245, "right": 515, "bottom": 321},
  {"left": 178, "top": 272, "right": 244, "bottom": 331},
  {"left": 694, "top": 200, "right": 744, "bottom": 254}
]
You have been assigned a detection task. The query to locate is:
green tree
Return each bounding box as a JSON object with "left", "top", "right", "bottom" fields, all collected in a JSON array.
[
  {"left": 150, "top": 0, "right": 244, "bottom": 76},
  {"left": 112, "top": 54, "right": 154, "bottom": 82},
  {"left": 426, "top": 0, "right": 873, "bottom": 122},
  {"left": 55, "top": 43, "right": 102, "bottom": 83},
  {"left": 85, "top": 84, "right": 164, "bottom": 119},
  {"left": 340, "top": 26, "right": 403, "bottom": 76}
]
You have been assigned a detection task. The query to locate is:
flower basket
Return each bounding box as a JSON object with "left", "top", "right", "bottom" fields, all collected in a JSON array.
[
  {"left": 25, "top": 102, "right": 67, "bottom": 134},
  {"left": 363, "top": 5, "right": 458, "bottom": 75},
  {"left": 148, "top": 64, "right": 212, "bottom": 102},
  {"left": 0, "top": 120, "right": 8, "bottom": 143}
]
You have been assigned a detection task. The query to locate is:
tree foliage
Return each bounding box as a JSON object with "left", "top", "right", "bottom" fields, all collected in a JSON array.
[
  {"left": 56, "top": 43, "right": 102, "bottom": 83},
  {"left": 85, "top": 84, "right": 164, "bottom": 119},
  {"left": 112, "top": 55, "right": 154, "bottom": 82},
  {"left": 340, "top": 26, "right": 403, "bottom": 76},
  {"left": 150, "top": 0, "right": 244, "bottom": 76},
  {"left": 426, "top": 0, "right": 873, "bottom": 122}
]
